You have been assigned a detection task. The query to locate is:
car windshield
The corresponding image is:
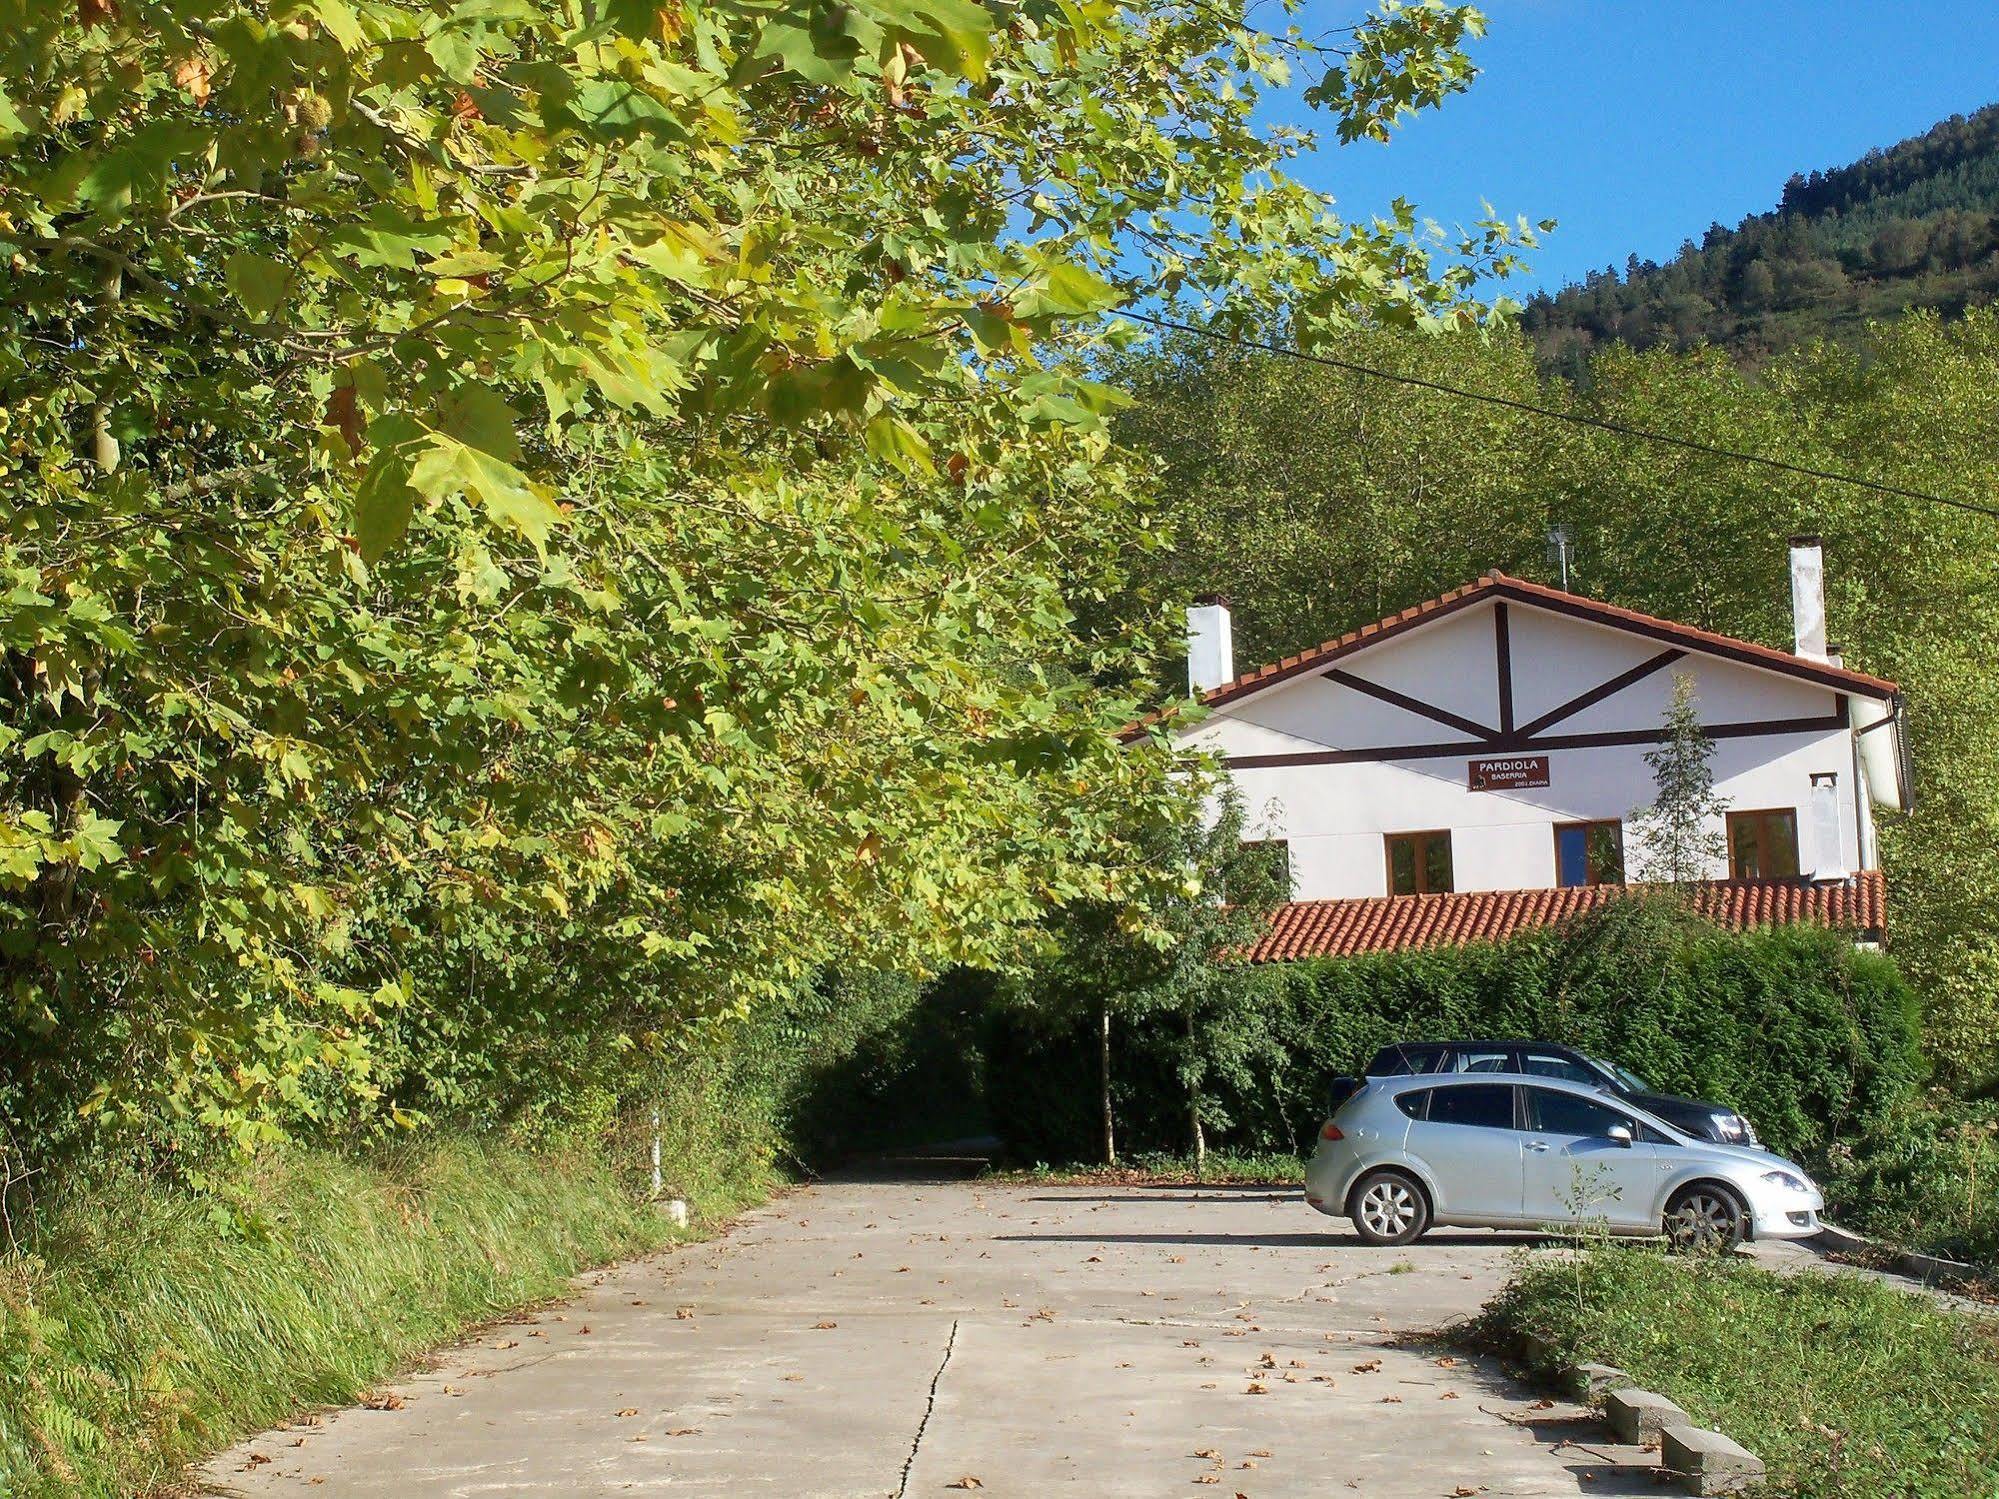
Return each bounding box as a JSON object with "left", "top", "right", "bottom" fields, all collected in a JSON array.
[{"left": 1592, "top": 1057, "right": 1651, "bottom": 1092}]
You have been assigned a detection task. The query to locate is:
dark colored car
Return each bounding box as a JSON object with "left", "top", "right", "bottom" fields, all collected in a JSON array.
[{"left": 1361, "top": 1040, "right": 1759, "bottom": 1147}]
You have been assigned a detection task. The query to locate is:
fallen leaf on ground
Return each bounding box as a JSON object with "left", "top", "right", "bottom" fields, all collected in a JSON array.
[
  {"left": 676, "top": 1307, "right": 695, "bottom": 1319},
  {"left": 813, "top": 1321, "right": 838, "bottom": 1330},
  {"left": 1352, "top": 1359, "right": 1382, "bottom": 1373},
  {"left": 946, "top": 1478, "right": 983, "bottom": 1490},
  {"left": 1245, "top": 1381, "right": 1268, "bottom": 1395},
  {"left": 1195, "top": 1477, "right": 1220, "bottom": 1486},
  {"left": 616, "top": 1408, "right": 639, "bottom": 1417},
  {"left": 361, "top": 1392, "right": 404, "bottom": 1411},
  {"left": 1380, "top": 1395, "right": 1402, "bottom": 1404},
  {"left": 1194, "top": 1449, "right": 1221, "bottom": 1460},
  {"left": 243, "top": 1454, "right": 271, "bottom": 1469}
]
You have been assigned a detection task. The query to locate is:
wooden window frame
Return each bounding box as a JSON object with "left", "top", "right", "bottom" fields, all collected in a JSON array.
[
  {"left": 1727, "top": 807, "right": 1801, "bottom": 880},
  {"left": 1552, "top": 819, "right": 1625, "bottom": 888},
  {"left": 1385, "top": 829, "right": 1454, "bottom": 895}
]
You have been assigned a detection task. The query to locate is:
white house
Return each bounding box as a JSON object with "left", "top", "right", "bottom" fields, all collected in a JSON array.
[{"left": 1157, "top": 540, "right": 1910, "bottom": 960}]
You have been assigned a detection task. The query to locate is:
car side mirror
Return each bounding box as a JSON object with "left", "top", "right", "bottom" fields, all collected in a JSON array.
[{"left": 1606, "top": 1124, "right": 1634, "bottom": 1148}]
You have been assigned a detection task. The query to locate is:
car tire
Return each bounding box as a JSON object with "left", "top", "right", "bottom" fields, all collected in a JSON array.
[
  {"left": 1348, "top": 1169, "right": 1430, "bottom": 1247},
  {"left": 1664, "top": 1183, "right": 1747, "bottom": 1253}
]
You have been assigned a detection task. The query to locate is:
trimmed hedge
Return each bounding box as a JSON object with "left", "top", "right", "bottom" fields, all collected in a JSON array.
[{"left": 987, "top": 899, "right": 1924, "bottom": 1167}]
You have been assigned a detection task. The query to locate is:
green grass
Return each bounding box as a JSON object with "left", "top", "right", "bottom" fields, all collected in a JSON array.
[
  {"left": 985, "top": 1150, "right": 1304, "bottom": 1186},
  {"left": 1479, "top": 1247, "right": 1999, "bottom": 1498},
  {"left": 0, "top": 1131, "right": 782, "bottom": 1497}
]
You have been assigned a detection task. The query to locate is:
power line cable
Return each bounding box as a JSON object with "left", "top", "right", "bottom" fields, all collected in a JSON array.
[{"left": 1116, "top": 309, "right": 1999, "bottom": 524}]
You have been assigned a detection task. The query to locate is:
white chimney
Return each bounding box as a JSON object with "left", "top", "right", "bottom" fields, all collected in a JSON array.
[
  {"left": 1789, "top": 535, "right": 1828, "bottom": 662},
  {"left": 1187, "top": 596, "right": 1234, "bottom": 695}
]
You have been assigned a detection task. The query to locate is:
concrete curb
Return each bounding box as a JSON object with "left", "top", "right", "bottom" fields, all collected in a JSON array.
[
  {"left": 1811, "top": 1217, "right": 1990, "bottom": 1295},
  {"left": 1806, "top": 1218, "right": 1873, "bottom": 1254},
  {"left": 1895, "top": 1247, "right": 1985, "bottom": 1291},
  {"left": 1523, "top": 1335, "right": 1766, "bottom": 1498},
  {"left": 1661, "top": 1422, "right": 1765, "bottom": 1496}
]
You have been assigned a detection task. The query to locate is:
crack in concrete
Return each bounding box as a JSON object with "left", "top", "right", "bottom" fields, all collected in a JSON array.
[{"left": 892, "top": 1317, "right": 959, "bottom": 1499}]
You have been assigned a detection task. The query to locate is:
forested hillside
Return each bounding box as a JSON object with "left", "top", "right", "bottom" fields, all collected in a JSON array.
[{"left": 1524, "top": 105, "right": 1999, "bottom": 371}]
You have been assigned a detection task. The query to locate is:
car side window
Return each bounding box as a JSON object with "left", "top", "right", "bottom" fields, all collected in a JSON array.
[
  {"left": 1450, "top": 1049, "right": 1512, "bottom": 1074},
  {"left": 1395, "top": 1090, "right": 1429, "bottom": 1120},
  {"left": 1424, "top": 1084, "right": 1517, "bottom": 1129},
  {"left": 1520, "top": 1051, "right": 1600, "bottom": 1086},
  {"left": 1527, "top": 1087, "right": 1632, "bottom": 1139}
]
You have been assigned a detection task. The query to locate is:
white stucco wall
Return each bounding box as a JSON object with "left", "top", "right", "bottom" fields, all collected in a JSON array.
[{"left": 1191, "top": 597, "right": 1875, "bottom": 901}]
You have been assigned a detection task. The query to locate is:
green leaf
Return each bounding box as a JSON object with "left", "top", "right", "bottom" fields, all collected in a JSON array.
[
  {"left": 434, "top": 385, "right": 522, "bottom": 463},
  {"left": 312, "top": 0, "right": 367, "bottom": 51},
  {"left": 1019, "top": 263, "right": 1122, "bottom": 317},
  {"left": 565, "top": 80, "right": 685, "bottom": 140},
  {"left": 224, "top": 253, "right": 294, "bottom": 322},
  {"left": 353, "top": 450, "right": 417, "bottom": 562},
  {"left": 325, "top": 214, "right": 458, "bottom": 270},
  {"left": 408, "top": 434, "right": 563, "bottom": 553}
]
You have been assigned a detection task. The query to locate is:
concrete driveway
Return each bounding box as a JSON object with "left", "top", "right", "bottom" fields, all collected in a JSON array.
[{"left": 201, "top": 1159, "right": 1658, "bottom": 1497}]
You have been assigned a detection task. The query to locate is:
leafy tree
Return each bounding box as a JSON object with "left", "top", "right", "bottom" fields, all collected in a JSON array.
[
  {"left": 1001, "top": 780, "right": 1288, "bottom": 1173},
  {"left": 1628, "top": 674, "right": 1729, "bottom": 884},
  {"left": 0, "top": 0, "right": 1523, "bottom": 1165}
]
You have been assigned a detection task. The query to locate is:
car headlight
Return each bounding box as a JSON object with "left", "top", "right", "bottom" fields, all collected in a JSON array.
[{"left": 1761, "top": 1170, "right": 1810, "bottom": 1193}]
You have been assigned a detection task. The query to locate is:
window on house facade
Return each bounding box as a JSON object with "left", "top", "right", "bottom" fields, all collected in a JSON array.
[
  {"left": 1727, "top": 808, "right": 1800, "bottom": 880},
  {"left": 1385, "top": 830, "right": 1453, "bottom": 895},
  {"left": 1554, "top": 820, "right": 1624, "bottom": 888}
]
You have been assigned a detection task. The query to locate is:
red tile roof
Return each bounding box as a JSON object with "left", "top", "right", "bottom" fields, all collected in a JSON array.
[
  {"left": 1244, "top": 871, "right": 1886, "bottom": 962},
  {"left": 1127, "top": 571, "right": 1899, "bottom": 740}
]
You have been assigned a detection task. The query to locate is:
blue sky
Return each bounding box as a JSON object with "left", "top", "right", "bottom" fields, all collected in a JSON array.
[{"left": 1284, "top": 1, "right": 1999, "bottom": 295}]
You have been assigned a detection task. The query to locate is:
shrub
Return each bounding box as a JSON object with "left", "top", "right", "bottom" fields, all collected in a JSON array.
[
  {"left": 984, "top": 901, "right": 1925, "bottom": 1169},
  {"left": 1479, "top": 1247, "right": 1999, "bottom": 1499},
  {"left": 1816, "top": 1092, "right": 1999, "bottom": 1264}
]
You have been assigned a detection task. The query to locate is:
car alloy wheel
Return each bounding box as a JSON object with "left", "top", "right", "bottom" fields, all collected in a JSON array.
[
  {"left": 1666, "top": 1186, "right": 1744, "bottom": 1252},
  {"left": 1351, "top": 1171, "right": 1427, "bottom": 1246}
]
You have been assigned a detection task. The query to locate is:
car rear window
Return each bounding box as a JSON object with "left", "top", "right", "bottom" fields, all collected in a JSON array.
[
  {"left": 1395, "top": 1089, "right": 1429, "bottom": 1119},
  {"left": 1423, "top": 1083, "right": 1516, "bottom": 1130},
  {"left": 1368, "top": 1046, "right": 1434, "bottom": 1076}
]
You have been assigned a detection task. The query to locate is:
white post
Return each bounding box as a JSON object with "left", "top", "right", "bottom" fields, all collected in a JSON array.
[{"left": 650, "top": 1106, "right": 663, "bottom": 1198}]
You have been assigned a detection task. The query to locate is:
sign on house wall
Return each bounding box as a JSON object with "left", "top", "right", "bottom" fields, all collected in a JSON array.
[{"left": 1467, "top": 755, "right": 1551, "bottom": 792}]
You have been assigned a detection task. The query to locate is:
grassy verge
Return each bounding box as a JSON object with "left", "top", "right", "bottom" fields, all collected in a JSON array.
[
  {"left": 985, "top": 1151, "right": 1303, "bottom": 1186},
  {"left": 1478, "top": 1246, "right": 1999, "bottom": 1498},
  {"left": 0, "top": 1132, "right": 780, "bottom": 1497}
]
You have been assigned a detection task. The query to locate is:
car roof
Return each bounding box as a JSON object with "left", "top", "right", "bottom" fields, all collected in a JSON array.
[
  {"left": 1373, "top": 1071, "right": 1605, "bottom": 1096},
  {"left": 1374, "top": 1040, "right": 1582, "bottom": 1052}
]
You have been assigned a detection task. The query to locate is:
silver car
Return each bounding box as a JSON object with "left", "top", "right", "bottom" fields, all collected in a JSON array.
[{"left": 1304, "top": 1073, "right": 1824, "bottom": 1249}]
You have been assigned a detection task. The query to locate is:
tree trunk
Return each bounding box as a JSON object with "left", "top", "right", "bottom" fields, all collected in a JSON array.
[
  {"left": 1185, "top": 1007, "right": 1205, "bottom": 1180},
  {"left": 1098, "top": 1001, "right": 1116, "bottom": 1167}
]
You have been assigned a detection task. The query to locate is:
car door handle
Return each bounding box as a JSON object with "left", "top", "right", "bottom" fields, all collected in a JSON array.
[{"left": 1526, "top": 1141, "right": 1550, "bottom": 1152}]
